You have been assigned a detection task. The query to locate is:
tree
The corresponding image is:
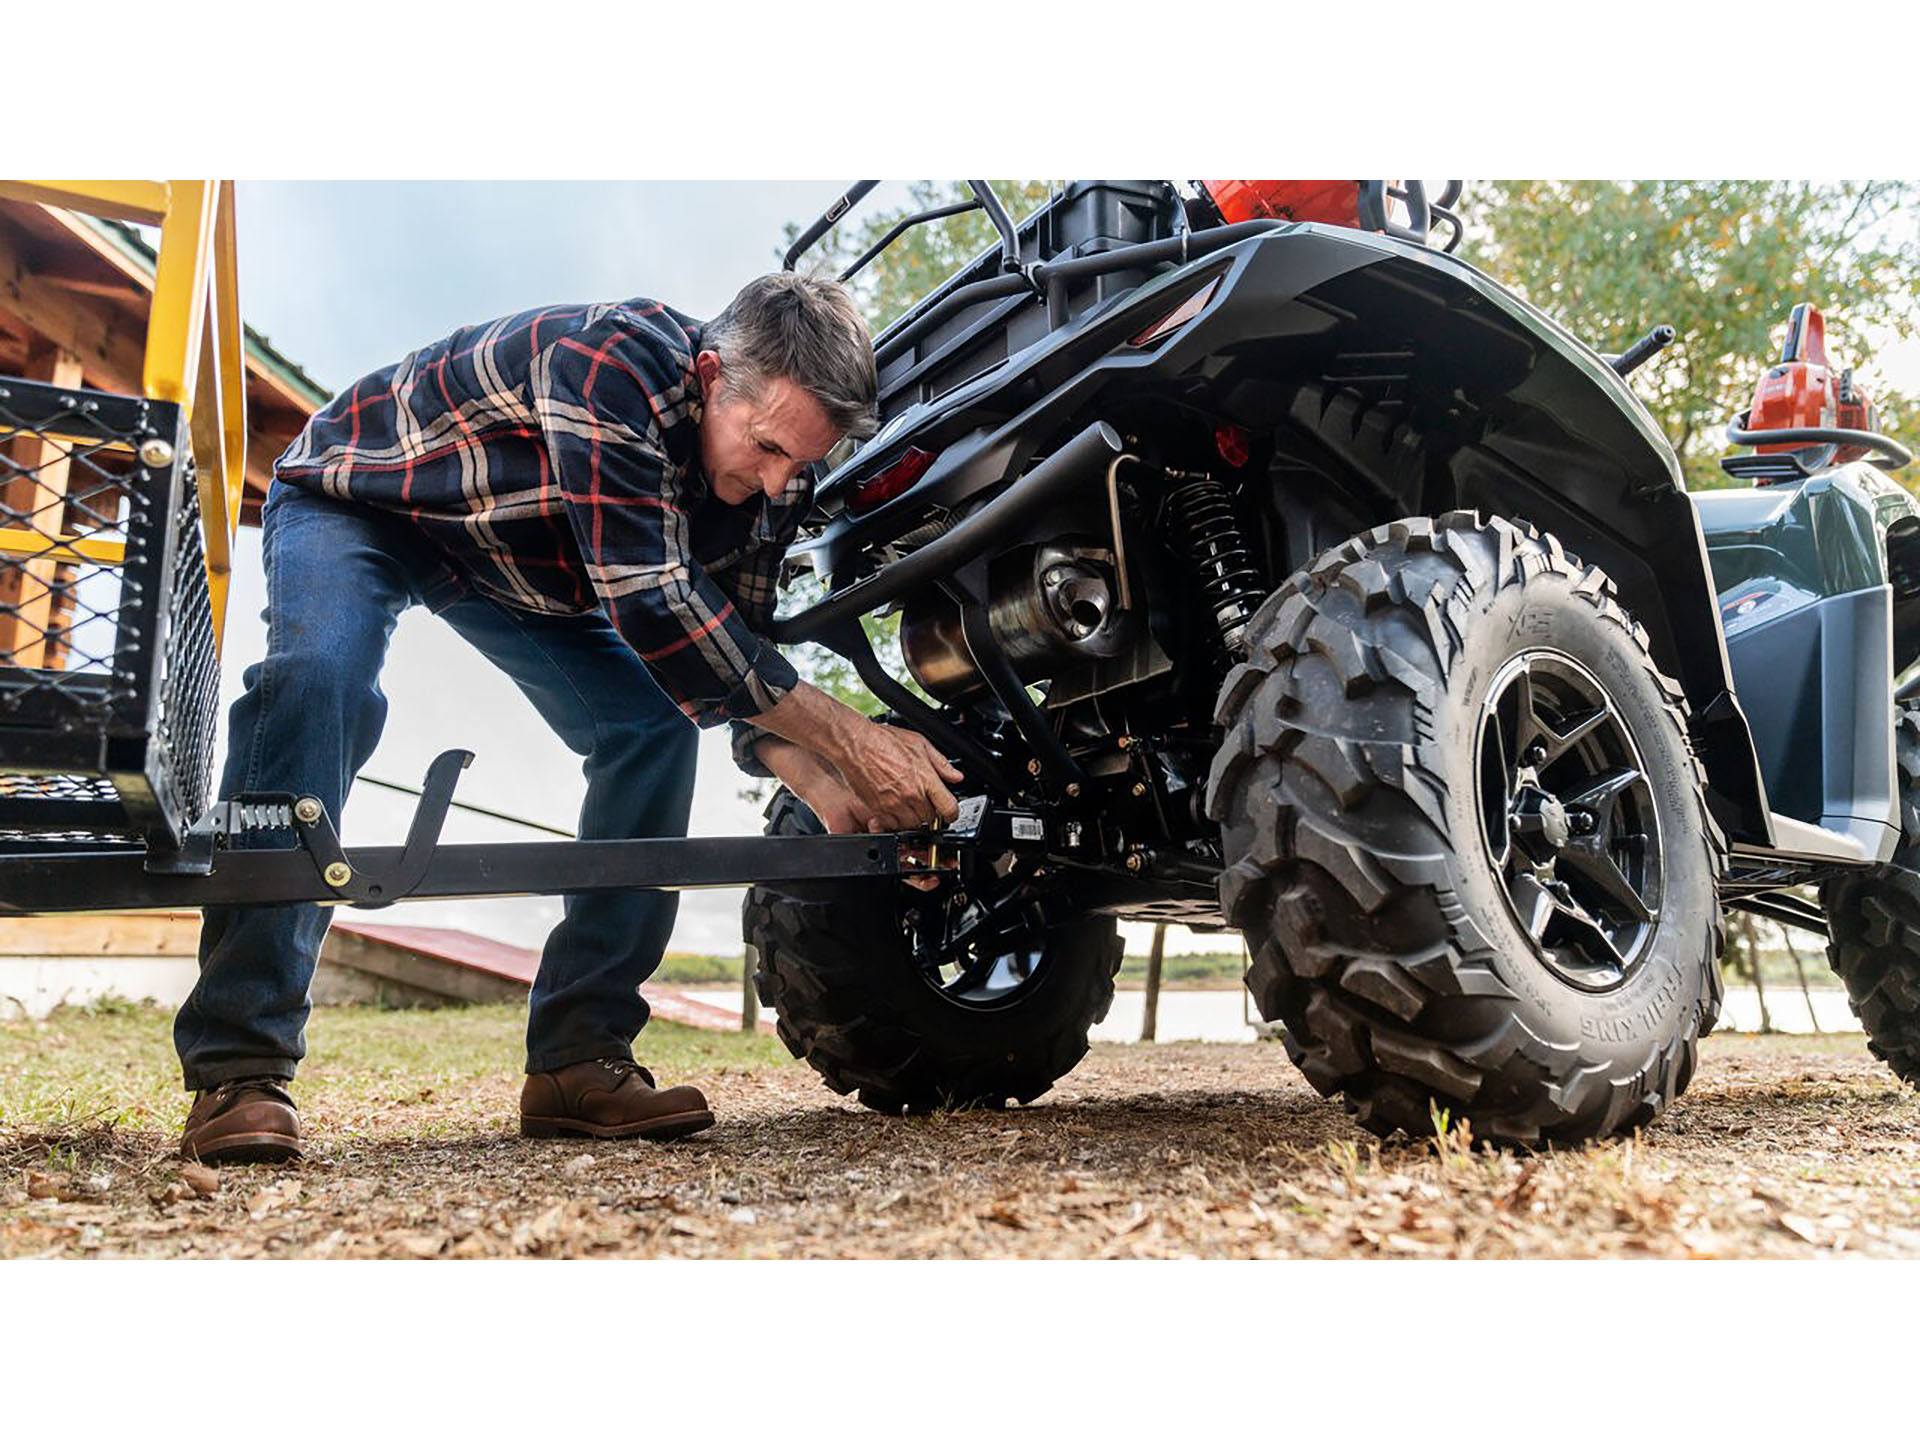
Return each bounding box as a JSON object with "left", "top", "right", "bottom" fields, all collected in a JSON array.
[
  {"left": 1465, "top": 182, "right": 1920, "bottom": 490},
  {"left": 783, "top": 181, "right": 1058, "bottom": 333}
]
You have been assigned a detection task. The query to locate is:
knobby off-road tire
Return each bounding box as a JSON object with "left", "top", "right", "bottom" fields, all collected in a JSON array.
[
  {"left": 1206, "top": 512, "right": 1727, "bottom": 1146},
  {"left": 742, "top": 791, "right": 1123, "bottom": 1114},
  {"left": 1821, "top": 706, "right": 1920, "bottom": 1086}
]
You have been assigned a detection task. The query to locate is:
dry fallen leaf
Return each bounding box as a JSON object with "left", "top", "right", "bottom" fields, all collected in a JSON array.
[
  {"left": 983, "top": 1202, "right": 1027, "bottom": 1230},
  {"left": 247, "top": 1179, "right": 302, "bottom": 1219},
  {"left": 1776, "top": 1213, "right": 1822, "bottom": 1245},
  {"left": 26, "top": 1171, "right": 69, "bottom": 1201},
  {"left": 180, "top": 1164, "right": 221, "bottom": 1198}
]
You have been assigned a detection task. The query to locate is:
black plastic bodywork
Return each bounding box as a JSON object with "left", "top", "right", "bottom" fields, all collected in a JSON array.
[
  {"left": 777, "top": 191, "right": 1774, "bottom": 846},
  {"left": 1694, "top": 463, "right": 1920, "bottom": 863}
]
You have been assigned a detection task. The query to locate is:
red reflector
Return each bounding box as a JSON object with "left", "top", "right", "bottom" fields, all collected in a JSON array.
[
  {"left": 1130, "top": 277, "right": 1221, "bottom": 347},
  {"left": 849, "top": 446, "right": 937, "bottom": 514},
  {"left": 1214, "top": 423, "right": 1251, "bottom": 468}
]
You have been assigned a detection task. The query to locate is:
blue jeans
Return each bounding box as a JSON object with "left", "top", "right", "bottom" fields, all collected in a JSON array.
[{"left": 175, "top": 482, "right": 699, "bottom": 1090}]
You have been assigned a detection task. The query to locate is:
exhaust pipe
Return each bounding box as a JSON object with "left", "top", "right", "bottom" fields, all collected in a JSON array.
[{"left": 769, "top": 422, "right": 1126, "bottom": 645}]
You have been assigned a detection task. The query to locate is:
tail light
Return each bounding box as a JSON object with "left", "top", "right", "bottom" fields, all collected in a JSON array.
[{"left": 848, "top": 446, "right": 937, "bottom": 514}]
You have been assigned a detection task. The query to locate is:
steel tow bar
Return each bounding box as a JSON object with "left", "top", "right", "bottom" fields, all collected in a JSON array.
[{"left": 0, "top": 750, "right": 944, "bottom": 916}]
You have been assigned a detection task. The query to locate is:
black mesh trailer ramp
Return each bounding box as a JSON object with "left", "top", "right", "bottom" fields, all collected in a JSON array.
[{"left": 0, "top": 376, "right": 217, "bottom": 858}]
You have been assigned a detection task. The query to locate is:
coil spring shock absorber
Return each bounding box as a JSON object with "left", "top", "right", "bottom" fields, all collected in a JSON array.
[{"left": 1167, "top": 473, "right": 1263, "bottom": 651}]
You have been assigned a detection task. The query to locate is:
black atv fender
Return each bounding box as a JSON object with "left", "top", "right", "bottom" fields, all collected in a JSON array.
[{"left": 791, "top": 223, "right": 1773, "bottom": 844}]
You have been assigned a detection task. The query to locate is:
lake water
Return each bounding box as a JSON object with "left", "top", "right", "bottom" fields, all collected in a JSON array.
[{"left": 682, "top": 985, "right": 1859, "bottom": 1043}]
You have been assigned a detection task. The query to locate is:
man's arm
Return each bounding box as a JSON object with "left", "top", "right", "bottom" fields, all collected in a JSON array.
[
  {"left": 727, "top": 540, "right": 962, "bottom": 829},
  {"left": 747, "top": 682, "right": 962, "bottom": 831}
]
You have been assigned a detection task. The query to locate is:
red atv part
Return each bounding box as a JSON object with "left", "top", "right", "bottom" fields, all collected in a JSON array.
[
  {"left": 1744, "top": 303, "right": 1879, "bottom": 465},
  {"left": 1200, "top": 180, "right": 1368, "bottom": 228}
]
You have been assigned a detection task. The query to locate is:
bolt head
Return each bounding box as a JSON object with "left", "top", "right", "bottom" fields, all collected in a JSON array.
[
  {"left": 323, "top": 861, "right": 352, "bottom": 888},
  {"left": 293, "top": 797, "right": 323, "bottom": 825},
  {"left": 138, "top": 438, "right": 175, "bottom": 469},
  {"left": 1065, "top": 782, "right": 1082, "bottom": 798},
  {"left": 1027, "top": 759, "right": 1043, "bottom": 776},
  {"left": 1130, "top": 782, "right": 1148, "bottom": 798}
]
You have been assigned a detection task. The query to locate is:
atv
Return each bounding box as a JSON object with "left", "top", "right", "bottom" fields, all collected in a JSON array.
[{"left": 742, "top": 180, "right": 1920, "bottom": 1146}]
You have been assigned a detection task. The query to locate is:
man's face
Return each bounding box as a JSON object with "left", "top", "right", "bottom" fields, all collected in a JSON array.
[{"left": 695, "top": 350, "right": 843, "bottom": 506}]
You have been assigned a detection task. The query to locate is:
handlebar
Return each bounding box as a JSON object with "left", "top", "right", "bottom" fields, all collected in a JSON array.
[{"left": 1725, "top": 411, "right": 1914, "bottom": 471}]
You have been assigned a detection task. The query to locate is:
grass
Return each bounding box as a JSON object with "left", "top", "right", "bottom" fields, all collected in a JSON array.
[
  {"left": 651, "top": 952, "right": 750, "bottom": 986},
  {"left": 1117, "top": 949, "right": 1249, "bottom": 989},
  {"left": 0, "top": 997, "right": 791, "bottom": 1143}
]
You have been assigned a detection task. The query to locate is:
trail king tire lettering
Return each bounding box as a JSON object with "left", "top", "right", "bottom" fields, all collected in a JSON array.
[{"left": 1205, "top": 512, "right": 1727, "bottom": 1145}]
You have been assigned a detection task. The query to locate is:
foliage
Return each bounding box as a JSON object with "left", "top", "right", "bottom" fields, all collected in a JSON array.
[
  {"left": 1465, "top": 182, "right": 1920, "bottom": 489},
  {"left": 1118, "top": 947, "right": 1249, "bottom": 989},
  {"left": 781, "top": 180, "right": 1058, "bottom": 334},
  {"left": 651, "top": 951, "right": 749, "bottom": 985}
]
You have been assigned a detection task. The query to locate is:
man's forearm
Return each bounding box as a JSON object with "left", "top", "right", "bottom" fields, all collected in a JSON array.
[{"left": 742, "top": 681, "right": 868, "bottom": 768}]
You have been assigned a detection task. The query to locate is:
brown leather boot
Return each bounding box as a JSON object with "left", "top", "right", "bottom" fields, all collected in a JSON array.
[
  {"left": 180, "top": 1077, "right": 302, "bottom": 1165},
  {"left": 520, "top": 1058, "right": 714, "bottom": 1141}
]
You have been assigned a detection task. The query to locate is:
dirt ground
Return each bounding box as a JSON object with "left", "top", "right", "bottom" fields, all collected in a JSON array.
[{"left": 4, "top": 1010, "right": 1918, "bottom": 1258}]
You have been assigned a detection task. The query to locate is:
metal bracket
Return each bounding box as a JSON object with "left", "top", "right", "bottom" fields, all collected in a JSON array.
[
  {"left": 290, "top": 749, "right": 473, "bottom": 907},
  {"left": 145, "top": 749, "right": 472, "bottom": 903}
]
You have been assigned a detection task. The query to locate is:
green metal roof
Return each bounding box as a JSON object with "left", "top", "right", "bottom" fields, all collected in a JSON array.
[{"left": 75, "top": 212, "right": 333, "bottom": 408}]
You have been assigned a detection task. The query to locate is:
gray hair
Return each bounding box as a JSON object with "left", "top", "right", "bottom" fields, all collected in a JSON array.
[{"left": 704, "top": 272, "right": 879, "bottom": 439}]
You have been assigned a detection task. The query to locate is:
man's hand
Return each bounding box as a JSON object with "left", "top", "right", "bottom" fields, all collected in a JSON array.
[
  {"left": 747, "top": 681, "right": 963, "bottom": 832},
  {"left": 837, "top": 723, "right": 963, "bottom": 833}
]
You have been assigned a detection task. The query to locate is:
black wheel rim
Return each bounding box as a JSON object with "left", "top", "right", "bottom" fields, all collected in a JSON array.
[
  {"left": 1475, "top": 649, "right": 1663, "bottom": 992},
  {"left": 900, "top": 878, "right": 1053, "bottom": 1010}
]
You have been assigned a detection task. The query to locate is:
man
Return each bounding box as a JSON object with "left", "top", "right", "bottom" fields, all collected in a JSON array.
[{"left": 176, "top": 273, "right": 962, "bottom": 1164}]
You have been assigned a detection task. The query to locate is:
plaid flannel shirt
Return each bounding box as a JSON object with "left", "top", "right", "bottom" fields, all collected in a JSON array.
[{"left": 274, "top": 299, "right": 806, "bottom": 770}]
